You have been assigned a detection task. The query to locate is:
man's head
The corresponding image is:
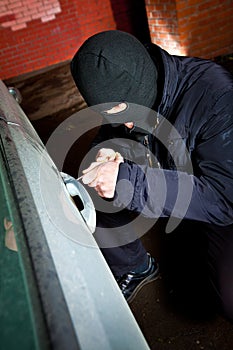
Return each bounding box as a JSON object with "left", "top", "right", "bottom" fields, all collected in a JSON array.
[{"left": 71, "top": 30, "right": 157, "bottom": 107}]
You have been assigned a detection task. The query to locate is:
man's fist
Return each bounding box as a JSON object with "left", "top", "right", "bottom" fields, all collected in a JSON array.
[
  {"left": 81, "top": 149, "right": 124, "bottom": 198},
  {"left": 87, "top": 161, "right": 122, "bottom": 198}
]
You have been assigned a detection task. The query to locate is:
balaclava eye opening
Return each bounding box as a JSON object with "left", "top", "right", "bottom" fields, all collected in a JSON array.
[{"left": 71, "top": 30, "right": 158, "bottom": 128}]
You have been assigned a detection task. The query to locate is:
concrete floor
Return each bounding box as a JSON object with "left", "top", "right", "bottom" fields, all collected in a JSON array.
[{"left": 4, "top": 56, "right": 233, "bottom": 350}]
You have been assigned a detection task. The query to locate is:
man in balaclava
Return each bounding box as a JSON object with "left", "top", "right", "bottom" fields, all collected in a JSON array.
[
  {"left": 71, "top": 30, "right": 233, "bottom": 320},
  {"left": 71, "top": 30, "right": 160, "bottom": 302}
]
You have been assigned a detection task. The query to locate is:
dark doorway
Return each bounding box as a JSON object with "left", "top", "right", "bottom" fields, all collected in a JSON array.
[{"left": 110, "top": 0, "right": 151, "bottom": 43}]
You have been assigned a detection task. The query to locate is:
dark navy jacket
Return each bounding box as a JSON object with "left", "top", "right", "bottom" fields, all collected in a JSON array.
[{"left": 93, "top": 44, "right": 233, "bottom": 228}]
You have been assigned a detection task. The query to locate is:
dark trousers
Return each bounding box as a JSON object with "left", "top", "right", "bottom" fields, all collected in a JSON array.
[
  {"left": 94, "top": 209, "right": 233, "bottom": 321},
  {"left": 160, "top": 220, "right": 233, "bottom": 321},
  {"left": 94, "top": 209, "right": 148, "bottom": 277}
]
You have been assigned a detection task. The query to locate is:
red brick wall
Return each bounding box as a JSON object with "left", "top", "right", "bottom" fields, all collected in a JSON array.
[
  {"left": 0, "top": 0, "right": 116, "bottom": 79},
  {"left": 146, "top": 0, "right": 233, "bottom": 58},
  {"left": 1, "top": 0, "right": 233, "bottom": 80},
  {"left": 176, "top": 0, "right": 233, "bottom": 58},
  {"left": 145, "top": 0, "right": 183, "bottom": 54}
]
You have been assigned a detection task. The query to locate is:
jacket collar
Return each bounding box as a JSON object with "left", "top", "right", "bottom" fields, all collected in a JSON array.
[{"left": 146, "top": 43, "right": 181, "bottom": 120}]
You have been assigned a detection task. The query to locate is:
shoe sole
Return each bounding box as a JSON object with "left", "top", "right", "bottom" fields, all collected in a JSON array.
[{"left": 127, "top": 265, "right": 160, "bottom": 303}]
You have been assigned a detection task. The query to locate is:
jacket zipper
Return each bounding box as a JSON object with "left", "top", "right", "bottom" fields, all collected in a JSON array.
[
  {"left": 144, "top": 114, "right": 161, "bottom": 168},
  {"left": 144, "top": 135, "right": 153, "bottom": 167}
]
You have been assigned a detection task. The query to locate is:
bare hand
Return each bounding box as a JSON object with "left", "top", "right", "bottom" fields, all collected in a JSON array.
[
  {"left": 88, "top": 161, "right": 122, "bottom": 198},
  {"left": 81, "top": 149, "right": 123, "bottom": 197}
]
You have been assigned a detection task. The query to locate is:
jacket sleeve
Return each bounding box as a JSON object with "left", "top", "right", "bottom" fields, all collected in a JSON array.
[{"left": 113, "top": 90, "right": 233, "bottom": 226}]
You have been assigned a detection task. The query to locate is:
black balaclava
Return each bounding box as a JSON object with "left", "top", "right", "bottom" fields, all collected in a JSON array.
[{"left": 71, "top": 30, "right": 158, "bottom": 131}]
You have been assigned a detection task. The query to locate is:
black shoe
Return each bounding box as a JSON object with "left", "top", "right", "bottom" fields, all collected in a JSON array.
[{"left": 117, "top": 254, "right": 159, "bottom": 303}]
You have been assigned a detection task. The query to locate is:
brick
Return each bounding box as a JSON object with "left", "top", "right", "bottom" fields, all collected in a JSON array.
[
  {"left": 47, "top": 7, "right": 61, "bottom": 15},
  {"left": 178, "top": 6, "right": 197, "bottom": 19},
  {"left": 0, "top": 6, "right": 8, "bottom": 12},
  {"left": 41, "top": 14, "right": 56, "bottom": 22},
  {"left": 32, "top": 12, "right": 47, "bottom": 19},
  {"left": 1, "top": 20, "right": 17, "bottom": 27},
  {"left": 8, "top": 2, "right": 23, "bottom": 10},
  {"left": 27, "top": 2, "right": 42, "bottom": 10},
  {"left": 198, "top": 1, "right": 216, "bottom": 12},
  {"left": 12, "top": 23, "right": 27, "bottom": 31},
  {"left": 16, "top": 16, "right": 32, "bottom": 24}
]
